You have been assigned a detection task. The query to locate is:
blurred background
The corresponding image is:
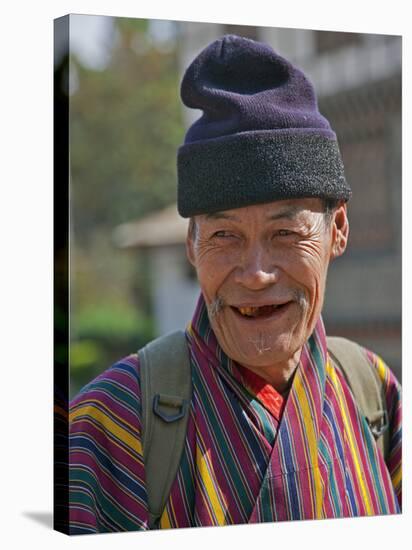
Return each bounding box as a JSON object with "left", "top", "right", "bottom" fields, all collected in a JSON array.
[{"left": 56, "top": 15, "right": 401, "bottom": 396}]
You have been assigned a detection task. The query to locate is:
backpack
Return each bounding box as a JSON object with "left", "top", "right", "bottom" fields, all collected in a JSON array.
[{"left": 138, "top": 330, "right": 390, "bottom": 529}]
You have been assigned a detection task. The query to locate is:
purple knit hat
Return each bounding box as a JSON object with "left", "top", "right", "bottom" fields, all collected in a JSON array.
[{"left": 177, "top": 34, "right": 351, "bottom": 218}]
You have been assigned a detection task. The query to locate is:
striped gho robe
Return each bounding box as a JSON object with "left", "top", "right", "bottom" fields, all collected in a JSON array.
[{"left": 69, "top": 294, "right": 402, "bottom": 534}]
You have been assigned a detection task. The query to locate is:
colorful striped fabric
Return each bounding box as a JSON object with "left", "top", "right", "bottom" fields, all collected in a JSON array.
[
  {"left": 235, "top": 363, "right": 286, "bottom": 421},
  {"left": 69, "top": 293, "right": 402, "bottom": 534}
]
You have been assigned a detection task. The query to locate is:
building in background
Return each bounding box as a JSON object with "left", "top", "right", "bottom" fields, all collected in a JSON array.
[
  {"left": 113, "top": 204, "right": 199, "bottom": 336},
  {"left": 115, "top": 22, "right": 401, "bottom": 381}
]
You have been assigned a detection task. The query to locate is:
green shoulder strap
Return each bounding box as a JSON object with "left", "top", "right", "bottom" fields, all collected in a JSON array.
[
  {"left": 138, "top": 330, "right": 192, "bottom": 529},
  {"left": 327, "top": 336, "right": 390, "bottom": 460}
]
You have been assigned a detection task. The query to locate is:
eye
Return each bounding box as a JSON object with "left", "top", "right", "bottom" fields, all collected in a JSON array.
[
  {"left": 275, "top": 229, "right": 294, "bottom": 237},
  {"left": 213, "top": 230, "right": 234, "bottom": 238}
]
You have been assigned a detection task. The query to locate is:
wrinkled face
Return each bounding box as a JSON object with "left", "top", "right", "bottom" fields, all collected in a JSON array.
[{"left": 186, "top": 198, "right": 348, "bottom": 372}]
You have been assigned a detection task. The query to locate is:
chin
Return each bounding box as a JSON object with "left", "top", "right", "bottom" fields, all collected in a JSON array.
[{"left": 221, "top": 334, "right": 301, "bottom": 368}]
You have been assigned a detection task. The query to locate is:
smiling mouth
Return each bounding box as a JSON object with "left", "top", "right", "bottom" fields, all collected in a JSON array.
[{"left": 231, "top": 303, "right": 291, "bottom": 319}]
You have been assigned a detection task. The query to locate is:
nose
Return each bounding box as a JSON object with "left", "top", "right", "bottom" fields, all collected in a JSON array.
[{"left": 234, "top": 244, "right": 280, "bottom": 290}]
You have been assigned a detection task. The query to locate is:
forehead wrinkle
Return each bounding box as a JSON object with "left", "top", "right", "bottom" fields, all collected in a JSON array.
[
  {"left": 266, "top": 206, "right": 303, "bottom": 222},
  {"left": 201, "top": 203, "right": 316, "bottom": 224},
  {"left": 204, "top": 211, "right": 240, "bottom": 221}
]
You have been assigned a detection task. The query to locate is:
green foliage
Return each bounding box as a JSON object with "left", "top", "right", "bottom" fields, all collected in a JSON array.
[
  {"left": 68, "top": 18, "right": 183, "bottom": 395},
  {"left": 74, "top": 303, "right": 154, "bottom": 341},
  {"left": 70, "top": 340, "right": 103, "bottom": 371},
  {"left": 70, "top": 302, "right": 155, "bottom": 396},
  {"left": 70, "top": 19, "right": 184, "bottom": 241}
]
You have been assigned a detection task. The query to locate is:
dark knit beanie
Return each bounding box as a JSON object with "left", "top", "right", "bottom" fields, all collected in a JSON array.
[{"left": 177, "top": 34, "right": 351, "bottom": 218}]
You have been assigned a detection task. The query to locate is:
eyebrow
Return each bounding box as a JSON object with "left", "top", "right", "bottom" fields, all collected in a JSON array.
[
  {"left": 267, "top": 206, "right": 302, "bottom": 221},
  {"left": 204, "top": 206, "right": 302, "bottom": 222},
  {"left": 204, "top": 211, "right": 239, "bottom": 221}
]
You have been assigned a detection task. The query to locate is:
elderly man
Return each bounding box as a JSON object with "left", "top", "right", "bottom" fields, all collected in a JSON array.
[{"left": 69, "top": 35, "right": 401, "bottom": 534}]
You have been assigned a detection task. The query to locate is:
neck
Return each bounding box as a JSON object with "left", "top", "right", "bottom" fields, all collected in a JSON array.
[{"left": 239, "top": 347, "right": 302, "bottom": 394}]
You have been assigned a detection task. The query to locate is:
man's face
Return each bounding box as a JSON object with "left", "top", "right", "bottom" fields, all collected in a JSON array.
[{"left": 186, "top": 198, "right": 348, "bottom": 372}]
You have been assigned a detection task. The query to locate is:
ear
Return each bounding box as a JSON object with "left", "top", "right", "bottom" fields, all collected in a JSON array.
[
  {"left": 330, "top": 203, "right": 349, "bottom": 260},
  {"left": 186, "top": 225, "right": 196, "bottom": 267}
]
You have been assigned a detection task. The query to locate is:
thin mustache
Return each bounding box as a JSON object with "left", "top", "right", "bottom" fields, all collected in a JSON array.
[
  {"left": 291, "top": 288, "right": 307, "bottom": 309},
  {"left": 207, "top": 295, "right": 225, "bottom": 318}
]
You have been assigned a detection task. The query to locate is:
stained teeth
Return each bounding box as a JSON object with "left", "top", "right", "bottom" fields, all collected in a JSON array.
[
  {"left": 238, "top": 305, "right": 278, "bottom": 317},
  {"left": 238, "top": 307, "right": 258, "bottom": 316}
]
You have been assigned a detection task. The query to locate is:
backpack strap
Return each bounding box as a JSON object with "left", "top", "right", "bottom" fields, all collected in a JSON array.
[
  {"left": 138, "top": 330, "right": 192, "bottom": 529},
  {"left": 326, "top": 336, "right": 390, "bottom": 460}
]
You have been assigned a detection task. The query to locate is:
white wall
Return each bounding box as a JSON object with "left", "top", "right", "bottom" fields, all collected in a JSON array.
[{"left": 150, "top": 245, "right": 200, "bottom": 335}]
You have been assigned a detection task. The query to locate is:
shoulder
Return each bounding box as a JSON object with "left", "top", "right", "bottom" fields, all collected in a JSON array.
[
  {"left": 327, "top": 336, "right": 400, "bottom": 388},
  {"left": 327, "top": 336, "right": 401, "bottom": 415},
  {"left": 360, "top": 346, "right": 401, "bottom": 392},
  {"left": 359, "top": 346, "right": 402, "bottom": 417},
  {"left": 69, "top": 353, "right": 150, "bottom": 533},
  {"left": 71, "top": 353, "right": 141, "bottom": 402},
  {"left": 70, "top": 353, "right": 143, "bottom": 439}
]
